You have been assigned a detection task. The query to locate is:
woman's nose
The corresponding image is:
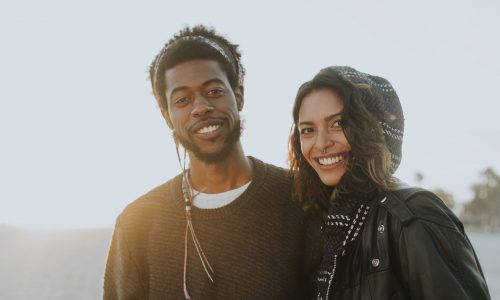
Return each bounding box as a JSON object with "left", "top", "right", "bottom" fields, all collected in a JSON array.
[{"left": 315, "top": 129, "right": 333, "bottom": 152}]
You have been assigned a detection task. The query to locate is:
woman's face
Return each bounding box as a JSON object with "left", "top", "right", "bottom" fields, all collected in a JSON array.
[{"left": 298, "top": 89, "right": 351, "bottom": 187}]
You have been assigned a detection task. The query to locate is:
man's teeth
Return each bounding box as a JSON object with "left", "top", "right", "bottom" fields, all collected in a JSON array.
[
  {"left": 198, "top": 124, "right": 221, "bottom": 134},
  {"left": 318, "top": 155, "right": 344, "bottom": 166}
]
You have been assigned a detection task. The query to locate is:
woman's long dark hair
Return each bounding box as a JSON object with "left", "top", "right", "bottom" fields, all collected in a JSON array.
[{"left": 288, "top": 68, "right": 397, "bottom": 212}]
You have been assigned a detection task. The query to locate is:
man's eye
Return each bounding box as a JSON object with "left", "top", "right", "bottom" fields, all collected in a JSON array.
[
  {"left": 174, "top": 97, "right": 190, "bottom": 105},
  {"left": 300, "top": 128, "right": 313, "bottom": 135},
  {"left": 207, "top": 88, "right": 224, "bottom": 96}
]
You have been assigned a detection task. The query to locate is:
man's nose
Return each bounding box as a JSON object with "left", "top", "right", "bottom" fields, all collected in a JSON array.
[{"left": 191, "top": 94, "right": 214, "bottom": 118}]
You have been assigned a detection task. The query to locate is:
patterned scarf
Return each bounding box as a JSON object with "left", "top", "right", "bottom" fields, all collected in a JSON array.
[{"left": 316, "top": 191, "right": 374, "bottom": 299}]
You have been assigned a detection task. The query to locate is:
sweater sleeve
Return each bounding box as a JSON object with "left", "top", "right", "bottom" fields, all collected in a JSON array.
[
  {"left": 396, "top": 195, "right": 490, "bottom": 300},
  {"left": 103, "top": 217, "right": 146, "bottom": 300},
  {"left": 302, "top": 210, "right": 323, "bottom": 299}
]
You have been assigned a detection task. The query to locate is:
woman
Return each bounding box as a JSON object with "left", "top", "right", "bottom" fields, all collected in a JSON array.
[{"left": 289, "top": 66, "right": 490, "bottom": 299}]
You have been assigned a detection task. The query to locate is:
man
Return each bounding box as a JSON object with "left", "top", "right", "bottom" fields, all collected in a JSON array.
[{"left": 103, "top": 25, "right": 313, "bottom": 299}]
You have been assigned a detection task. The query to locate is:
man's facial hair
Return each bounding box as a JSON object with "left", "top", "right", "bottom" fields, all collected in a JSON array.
[{"left": 173, "top": 119, "right": 243, "bottom": 164}]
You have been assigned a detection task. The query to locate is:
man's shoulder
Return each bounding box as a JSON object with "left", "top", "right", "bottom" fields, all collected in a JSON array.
[
  {"left": 117, "top": 174, "right": 183, "bottom": 224},
  {"left": 250, "top": 157, "right": 299, "bottom": 211},
  {"left": 251, "top": 156, "right": 291, "bottom": 185}
]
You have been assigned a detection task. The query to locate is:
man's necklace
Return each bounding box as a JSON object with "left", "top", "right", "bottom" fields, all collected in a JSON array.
[{"left": 181, "top": 172, "right": 214, "bottom": 300}]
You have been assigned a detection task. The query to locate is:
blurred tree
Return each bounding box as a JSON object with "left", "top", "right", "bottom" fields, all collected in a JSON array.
[
  {"left": 414, "top": 172, "right": 424, "bottom": 185},
  {"left": 461, "top": 168, "right": 500, "bottom": 231},
  {"left": 432, "top": 188, "right": 455, "bottom": 209},
  {"left": 413, "top": 172, "right": 455, "bottom": 209}
]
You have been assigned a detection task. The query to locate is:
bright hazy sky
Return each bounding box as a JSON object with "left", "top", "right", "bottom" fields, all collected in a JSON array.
[{"left": 1, "top": 0, "right": 499, "bottom": 228}]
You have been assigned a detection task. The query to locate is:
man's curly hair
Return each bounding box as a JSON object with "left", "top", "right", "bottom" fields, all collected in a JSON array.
[{"left": 149, "top": 25, "right": 245, "bottom": 115}]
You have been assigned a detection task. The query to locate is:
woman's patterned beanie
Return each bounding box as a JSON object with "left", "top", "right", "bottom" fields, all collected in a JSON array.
[{"left": 325, "top": 66, "right": 404, "bottom": 173}]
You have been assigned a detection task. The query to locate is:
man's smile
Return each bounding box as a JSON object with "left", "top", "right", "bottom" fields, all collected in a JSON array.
[{"left": 197, "top": 124, "right": 221, "bottom": 134}]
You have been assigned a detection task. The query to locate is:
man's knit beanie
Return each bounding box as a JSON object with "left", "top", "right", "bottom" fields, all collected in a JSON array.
[{"left": 324, "top": 66, "right": 404, "bottom": 173}]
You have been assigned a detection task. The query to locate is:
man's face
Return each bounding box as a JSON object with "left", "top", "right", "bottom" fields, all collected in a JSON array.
[{"left": 163, "top": 59, "right": 243, "bottom": 163}]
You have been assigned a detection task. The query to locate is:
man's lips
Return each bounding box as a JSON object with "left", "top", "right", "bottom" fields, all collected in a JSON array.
[{"left": 190, "top": 119, "right": 224, "bottom": 134}]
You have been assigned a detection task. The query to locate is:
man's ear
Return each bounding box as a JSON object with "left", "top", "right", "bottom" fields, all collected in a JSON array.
[
  {"left": 160, "top": 107, "right": 174, "bottom": 129},
  {"left": 235, "top": 85, "right": 244, "bottom": 111}
]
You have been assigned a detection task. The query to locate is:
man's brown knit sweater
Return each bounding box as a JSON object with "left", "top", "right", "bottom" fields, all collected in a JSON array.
[{"left": 103, "top": 158, "right": 311, "bottom": 299}]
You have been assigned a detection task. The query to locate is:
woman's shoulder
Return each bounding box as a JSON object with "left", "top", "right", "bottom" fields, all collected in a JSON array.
[{"left": 380, "top": 186, "right": 462, "bottom": 231}]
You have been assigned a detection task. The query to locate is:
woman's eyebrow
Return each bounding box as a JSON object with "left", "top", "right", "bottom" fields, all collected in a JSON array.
[
  {"left": 324, "top": 112, "right": 343, "bottom": 122},
  {"left": 299, "top": 112, "right": 342, "bottom": 126}
]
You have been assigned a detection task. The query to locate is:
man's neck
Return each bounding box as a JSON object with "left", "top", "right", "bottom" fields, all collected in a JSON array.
[{"left": 188, "top": 142, "right": 252, "bottom": 194}]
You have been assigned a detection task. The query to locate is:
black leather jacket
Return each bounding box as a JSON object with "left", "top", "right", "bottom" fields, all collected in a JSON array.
[{"left": 321, "top": 188, "right": 490, "bottom": 300}]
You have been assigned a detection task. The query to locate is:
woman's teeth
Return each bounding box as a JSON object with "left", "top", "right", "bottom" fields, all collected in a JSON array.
[
  {"left": 318, "top": 154, "right": 344, "bottom": 166},
  {"left": 197, "top": 124, "right": 221, "bottom": 134}
]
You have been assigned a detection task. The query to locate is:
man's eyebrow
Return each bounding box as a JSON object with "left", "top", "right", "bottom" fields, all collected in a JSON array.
[
  {"left": 298, "top": 112, "right": 342, "bottom": 126},
  {"left": 169, "top": 86, "right": 189, "bottom": 99},
  {"left": 202, "top": 78, "right": 226, "bottom": 87},
  {"left": 168, "top": 78, "right": 227, "bottom": 99}
]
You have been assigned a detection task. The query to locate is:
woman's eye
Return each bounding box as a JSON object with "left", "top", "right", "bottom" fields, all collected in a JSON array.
[
  {"left": 300, "top": 128, "right": 313, "bottom": 135},
  {"left": 331, "top": 119, "right": 343, "bottom": 128}
]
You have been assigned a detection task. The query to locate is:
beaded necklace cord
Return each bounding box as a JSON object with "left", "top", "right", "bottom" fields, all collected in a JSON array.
[{"left": 176, "top": 146, "right": 215, "bottom": 300}]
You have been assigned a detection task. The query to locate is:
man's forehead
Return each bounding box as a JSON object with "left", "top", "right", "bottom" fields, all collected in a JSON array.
[{"left": 164, "top": 59, "right": 229, "bottom": 90}]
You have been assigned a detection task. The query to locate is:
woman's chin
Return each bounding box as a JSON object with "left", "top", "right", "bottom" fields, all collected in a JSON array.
[{"left": 315, "top": 165, "right": 346, "bottom": 187}]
